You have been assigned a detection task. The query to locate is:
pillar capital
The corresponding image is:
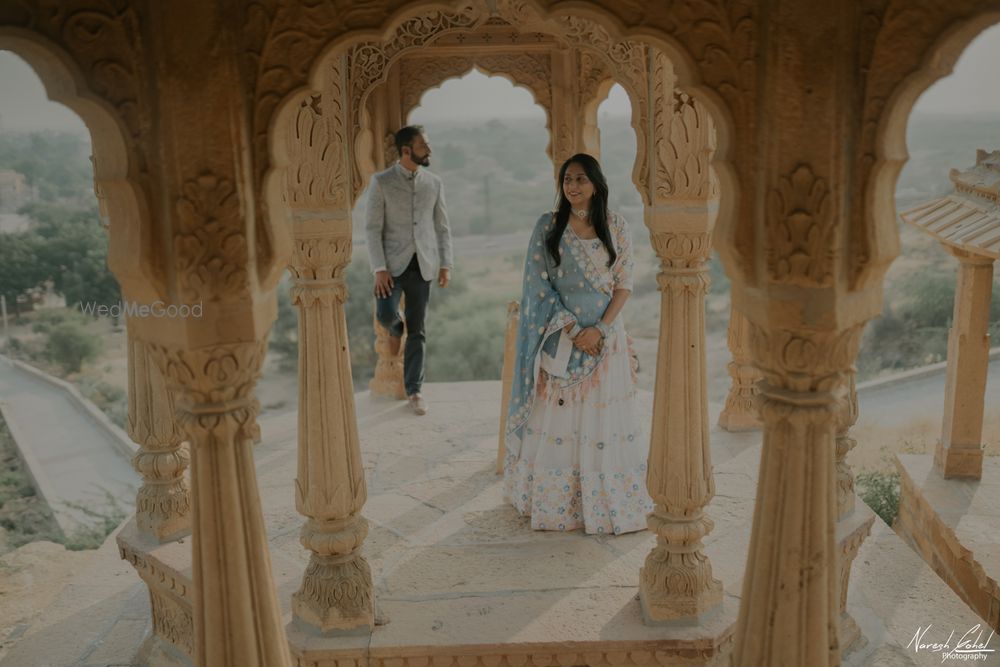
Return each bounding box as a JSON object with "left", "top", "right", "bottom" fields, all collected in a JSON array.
[
  {"left": 289, "top": 235, "right": 352, "bottom": 307},
  {"left": 748, "top": 319, "right": 865, "bottom": 395}
]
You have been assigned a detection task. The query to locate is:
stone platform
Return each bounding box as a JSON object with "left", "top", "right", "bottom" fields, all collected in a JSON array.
[
  {"left": 271, "top": 383, "right": 744, "bottom": 666},
  {"left": 2, "top": 382, "right": 995, "bottom": 666},
  {"left": 895, "top": 453, "right": 1000, "bottom": 633}
]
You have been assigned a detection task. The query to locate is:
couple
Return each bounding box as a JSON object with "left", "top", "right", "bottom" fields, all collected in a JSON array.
[{"left": 367, "top": 125, "right": 651, "bottom": 535}]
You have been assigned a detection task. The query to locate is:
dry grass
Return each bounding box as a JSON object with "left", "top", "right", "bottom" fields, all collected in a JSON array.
[{"left": 849, "top": 405, "right": 1000, "bottom": 474}]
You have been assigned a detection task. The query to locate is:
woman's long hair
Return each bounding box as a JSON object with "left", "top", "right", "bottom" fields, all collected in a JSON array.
[{"left": 545, "top": 153, "right": 616, "bottom": 268}]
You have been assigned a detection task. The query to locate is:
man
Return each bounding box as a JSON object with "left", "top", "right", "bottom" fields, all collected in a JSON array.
[{"left": 366, "top": 125, "right": 453, "bottom": 415}]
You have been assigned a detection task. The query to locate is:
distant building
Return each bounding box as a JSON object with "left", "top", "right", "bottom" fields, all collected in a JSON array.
[
  {"left": 0, "top": 168, "right": 32, "bottom": 212},
  {"left": 0, "top": 212, "right": 32, "bottom": 233}
]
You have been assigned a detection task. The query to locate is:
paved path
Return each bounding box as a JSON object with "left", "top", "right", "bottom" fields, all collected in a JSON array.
[
  {"left": 0, "top": 357, "right": 136, "bottom": 534},
  {"left": 857, "top": 357, "right": 1000, "bottom": 431}
]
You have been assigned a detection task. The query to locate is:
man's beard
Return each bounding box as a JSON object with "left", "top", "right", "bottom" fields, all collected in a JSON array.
[{"left": 413, "top": 152, "right": 430, "bottom": 166}]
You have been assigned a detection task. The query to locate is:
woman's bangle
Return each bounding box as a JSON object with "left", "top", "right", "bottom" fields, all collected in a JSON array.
[
  {"left": 568, "top": 323, "right": 583, "bottom": 339},
  {"left": 595, "top": 321, "right": 611, "bottom": 338}
]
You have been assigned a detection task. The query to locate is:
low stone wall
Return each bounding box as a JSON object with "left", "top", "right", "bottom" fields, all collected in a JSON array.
[
  {"left": 0, "top": 354, "right": 136, "bottom": 460},
  {"left": 894, "top": 455, "right": 1000, "bottom": 632}
]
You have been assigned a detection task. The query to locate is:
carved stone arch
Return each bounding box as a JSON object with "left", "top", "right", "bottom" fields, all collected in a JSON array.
[
  {"left": 856, "top": 9, "right": 1000, "bottom": 294},
  {"left": 391, "top": 55, "right": 555, "bottom": 163},
  {"left": 398, "top": 56, "right": 552, "bottom": 124},
  {"left": 0, "top": 27, "right": 159, "bottom": 303},
  {"left": 256, "top": 0, "right": 747, "bottom": 275}
]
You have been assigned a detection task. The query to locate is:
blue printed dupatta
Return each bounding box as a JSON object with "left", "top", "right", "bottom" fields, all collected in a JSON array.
[{"left": 505, "top": 211, "right": 633, "bottom": 458}]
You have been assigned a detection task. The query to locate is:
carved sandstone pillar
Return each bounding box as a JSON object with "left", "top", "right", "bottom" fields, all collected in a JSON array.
[
  {"left": 733, "top": 335, "right": 851, "bottom": 665},
  {"left": 496, "top": 300, "right": 520, "bottom": 475},
  {"left": 717, "top": 306, "right": 762, "bottom": 431},
  {"left": 289, "top": 233, "right": 374, "bottom": 633},
  {"left": 369, "top": 304, "right": 406, "bottom": 400},
  {"left": 937, "top": 249, "right": 994, "bottom": 479},
  {"left": 123, "top": 3, "right": 292, "bottom": 663},
  {"left": 126, "top": 326, "right": 191, "bottom": 542},
  {"left": 150, "top": 342, "right": 288, "bottom": 666},
  {"left": 640, "top": 230, "right": 723, "bottom": 622},
  {"left": 722, "top": 1, "right": 909, "bottom": 659},
  {"left": 638, "top": 52, "right": 721, "bottom": 622},
  {"left": 282, "top": 58, "right": 375, "bottom": 631}
]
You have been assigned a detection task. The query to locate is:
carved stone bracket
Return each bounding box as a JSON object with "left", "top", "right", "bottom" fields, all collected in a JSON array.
[
  {"left": 766, "top": 164, "right": 834, "bottom": 287},
  {"left": 174, "top": 172, "right": 250, "bottom": 303}
]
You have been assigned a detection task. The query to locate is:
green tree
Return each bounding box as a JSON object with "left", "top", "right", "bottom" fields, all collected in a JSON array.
[
  {"left": 22, "top": 203, "right": 120, "bottom": 308},
  {"left": 44, "top": 320, "right": 101, "bottom": 374},
  {"left": 0, "top": 231, "right": 44, "bottom": 314}
]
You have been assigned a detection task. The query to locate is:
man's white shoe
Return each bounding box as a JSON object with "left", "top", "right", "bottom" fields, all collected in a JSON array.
[{"left": 408, "top": 393, "right": 427, "bottom": 416}]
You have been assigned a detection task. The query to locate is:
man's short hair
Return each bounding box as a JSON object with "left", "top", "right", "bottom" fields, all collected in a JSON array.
[{"left": 394, "top": 125, "right": 425, "bottom": 154}]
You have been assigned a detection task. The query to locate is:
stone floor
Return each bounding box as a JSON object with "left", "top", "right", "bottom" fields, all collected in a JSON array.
[{"left": 1, "top": 381, "right": 996, "bottom": 666}]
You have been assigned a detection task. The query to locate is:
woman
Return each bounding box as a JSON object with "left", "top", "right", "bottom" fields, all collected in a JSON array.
[{"left": 504, "top": 153, "right": 653, "bottom": 535}]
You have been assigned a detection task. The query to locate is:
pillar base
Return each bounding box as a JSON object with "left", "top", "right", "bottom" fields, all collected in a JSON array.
[
  {"left": 638, "top": 566, "right": 723, "bottom": 624},
  {"left": 369, "top": 359, "right": 405, "bottom": 400},
  {"left": 717, "top": 408, "right": 761, "bottom": 432},
  {"left": 292, "top": 554, "right": 375, "bottom": 635},
  {"left": 935, "top": 442, "right": 984, "bottom": 480}
]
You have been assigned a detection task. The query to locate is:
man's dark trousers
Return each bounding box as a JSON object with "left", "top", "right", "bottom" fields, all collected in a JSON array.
[{"left": 375, "top": 254, "right": 431, "bottom": 397}]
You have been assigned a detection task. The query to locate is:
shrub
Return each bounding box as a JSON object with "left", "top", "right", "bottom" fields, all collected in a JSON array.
[
  {"left": 425, "top": 291, "right": 506, "bottom": 382},
  {"left": 77, "top": 376, "right": 128, "bottom": 428},
  {"left": 856, "top": 470, "right": 901, "bottom": 527},
  {"left": 44, "top": 320, "right": 101, "bottom": 374}
]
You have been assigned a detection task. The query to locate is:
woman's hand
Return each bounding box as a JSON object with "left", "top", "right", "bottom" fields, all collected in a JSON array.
[{"left": 573, "top": 327, "right": 603, "bottom": 356}]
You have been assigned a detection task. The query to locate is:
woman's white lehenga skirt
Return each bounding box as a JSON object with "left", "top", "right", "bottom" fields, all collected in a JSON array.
[{"left": 504, "top": 323, "right": 653, "bottom": 535}]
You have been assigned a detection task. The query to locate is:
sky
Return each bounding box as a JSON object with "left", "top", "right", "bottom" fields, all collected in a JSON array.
[{"left": 1, "top": 23, "right": 999, "bottom": 131}]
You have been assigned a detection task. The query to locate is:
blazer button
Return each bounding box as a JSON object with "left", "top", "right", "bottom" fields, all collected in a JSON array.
[{"left": 558, "top": 398, "right": 564, "bottom": 406}]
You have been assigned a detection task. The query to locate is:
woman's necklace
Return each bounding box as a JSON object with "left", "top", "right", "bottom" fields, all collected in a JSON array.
[{"left": 571, "top": 207, "right": 589, "bottom": 220}]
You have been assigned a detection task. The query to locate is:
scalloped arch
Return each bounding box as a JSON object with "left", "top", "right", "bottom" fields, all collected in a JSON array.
[
  {"left": 396, "top": 58, "right": 553, "bottom": 161},
  {"left": 0, "top": 28, "right": 159, "bottom": 302},
  {"left": 859, "top": 11, "right": 1000, "bottom": 291}
]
